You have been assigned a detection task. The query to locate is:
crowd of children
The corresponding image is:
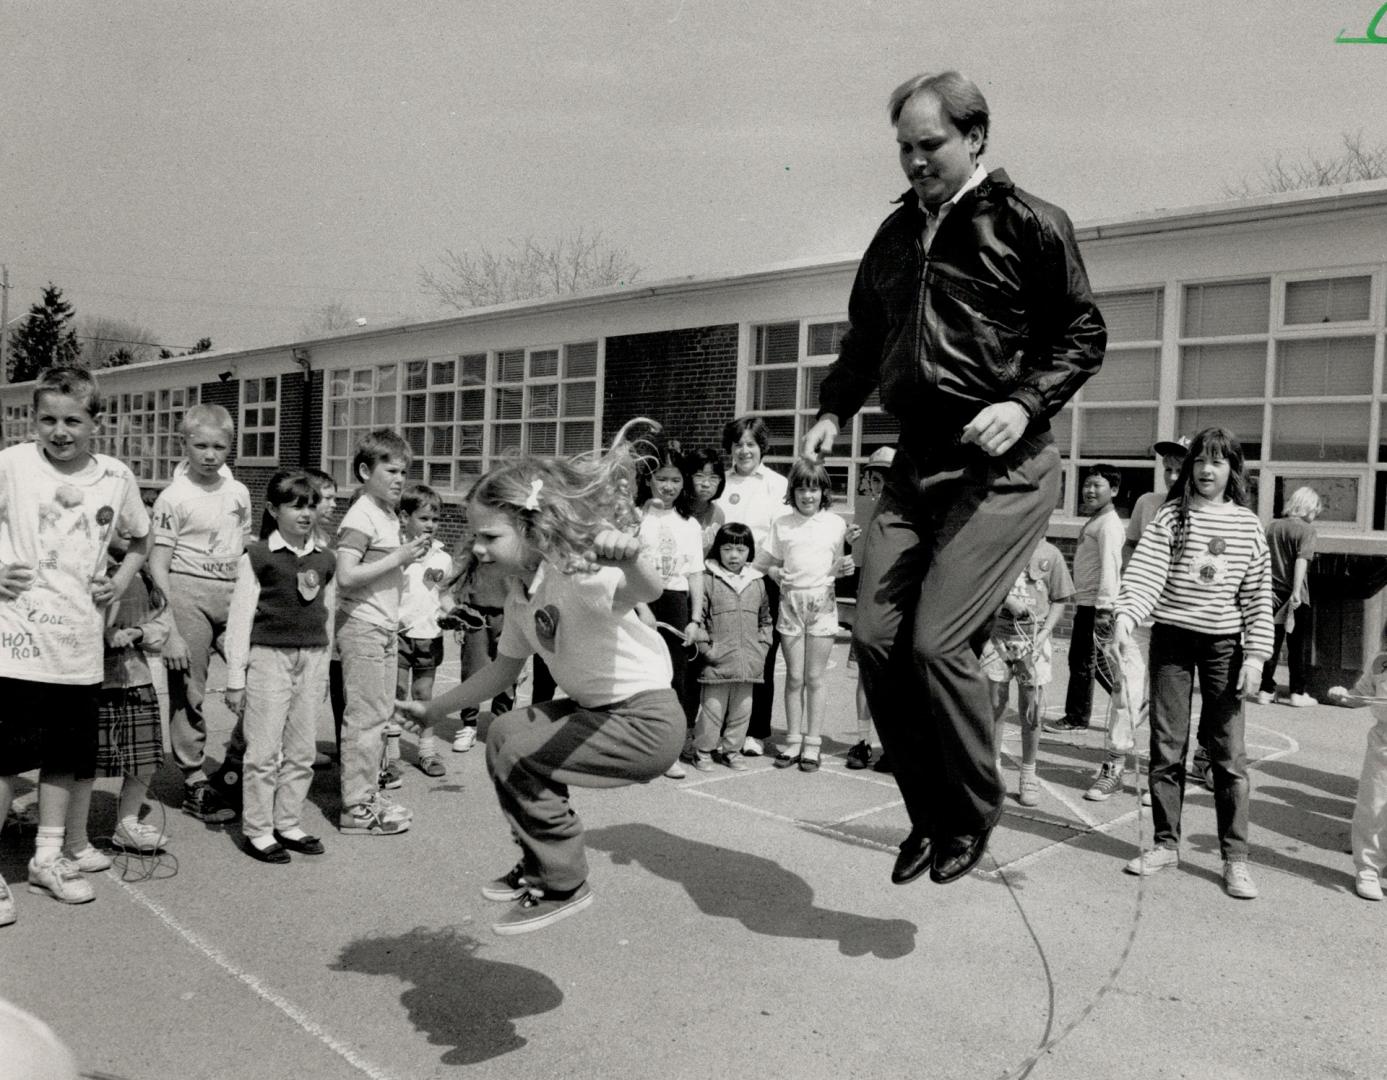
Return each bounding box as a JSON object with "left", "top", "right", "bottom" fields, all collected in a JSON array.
[{"left": 5, "top": 367, "right": 1387, "bottom": 933}]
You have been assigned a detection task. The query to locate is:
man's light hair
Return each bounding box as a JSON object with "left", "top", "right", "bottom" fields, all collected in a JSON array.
[
  {"left": 181, "top": 403, "right": 235, "bottom": 437},
  {"left": 887, "top": 70, "right": 990, "bottom": 155}
]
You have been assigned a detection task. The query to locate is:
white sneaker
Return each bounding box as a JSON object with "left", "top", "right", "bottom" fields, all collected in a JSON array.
[
  {"left": 664, "top": 761, "right": 687, "bottom": 779},
  {"left": 27, "top": 857, "right": 95, "bottom": 904},
  {"left": 1287, "top": 692, "right": 1317, "bottom": 708},
  {"left": 113, "top": 817, "right": 169, "bottom": 854},
  {"left": 1223, "top": 859, "right": 1259, "bottom": 899},
  {"left": 1256, "top": 690, "right": 1274, "bottom": 705},
  {"left": 1356, "top": 869, "right": 1384, "bottom": 901},
  {"left": 452, "top": 726, "right": 478, "bottom": 753},
  {"left": 741, "top": 737, "right": 764, "bottom": 758},
  {"left": 65, "top": 845, "right": 112, "bottom": 873},
  {"left": 1124, "top": 846, "right": 1179, "bottom": 876},
  {"left": 0, "top": 874, "right": 15, "bottom": 927}
]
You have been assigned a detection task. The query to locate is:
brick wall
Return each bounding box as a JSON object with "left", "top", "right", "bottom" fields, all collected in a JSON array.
[{"left": 602, "top": 324, "right": 739, "bottom": 451}]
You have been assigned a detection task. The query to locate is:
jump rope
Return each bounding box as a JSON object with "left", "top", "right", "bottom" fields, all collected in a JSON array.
[{"left": 985, "top": 616, "right": 1151, "bottom": 1079}]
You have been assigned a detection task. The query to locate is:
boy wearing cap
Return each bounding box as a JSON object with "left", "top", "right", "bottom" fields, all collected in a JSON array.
[
  {"left": 845, "top": 448, "right": 895, "bottom": 769},
  {"left": 1126, "top": 438, "right": 1188, "bottom": 561}
]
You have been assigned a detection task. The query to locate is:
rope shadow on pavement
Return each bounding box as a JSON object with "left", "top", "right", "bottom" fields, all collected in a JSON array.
[
  {"left": 331, "top": 926, "right": 563, "bottom": 1066},
  {"left": 585, "top": 823, "right": 918, "bottom": 959}
]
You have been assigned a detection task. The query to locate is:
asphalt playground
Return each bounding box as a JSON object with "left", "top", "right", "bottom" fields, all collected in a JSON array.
[{"left": 2, "top": 636, "right": 1384, "bottom": 1080}]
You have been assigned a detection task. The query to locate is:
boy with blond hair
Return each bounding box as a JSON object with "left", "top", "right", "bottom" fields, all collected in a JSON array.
[
  {"left": 148, "top": 403, "right": 252, "bottom": 823},
  {"left": 0, "top": 368, "right": 150, "bottom": 921}
]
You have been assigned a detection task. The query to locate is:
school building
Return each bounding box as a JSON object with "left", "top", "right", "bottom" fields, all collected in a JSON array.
[{"left": 6, "top": 177, "right": 1387, "bottom": 691}]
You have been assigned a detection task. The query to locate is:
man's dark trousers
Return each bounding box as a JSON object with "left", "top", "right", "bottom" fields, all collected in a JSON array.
[{"left": 854, "top": 434, "right": 1061, "bottom": 840}]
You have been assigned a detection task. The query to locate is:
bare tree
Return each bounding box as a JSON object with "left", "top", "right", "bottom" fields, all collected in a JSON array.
[
  {"left": 78, "top": 315, "right": 159, "bottom": 368},
  {"left": 418, "top": 229, "right": 641, "bottom": 310},
  {"left": 299, "top": 299, "right": 362, "bottom": 336},
  {"left": 1222, "top": 131, "right": 1387, "bottom": 198}
]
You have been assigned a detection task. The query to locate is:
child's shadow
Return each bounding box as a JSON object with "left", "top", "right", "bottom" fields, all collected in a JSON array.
[
  {"left": 585, "top": 823, "right": 917, "bottom": 959},
  {"left": 331, "top": 926, "right": 563, "bottom": 1066}
]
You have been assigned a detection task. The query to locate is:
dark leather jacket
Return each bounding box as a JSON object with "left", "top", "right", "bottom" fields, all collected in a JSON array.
[{"left": 817, "top": 169, "right": 1105, "bottom": 448}]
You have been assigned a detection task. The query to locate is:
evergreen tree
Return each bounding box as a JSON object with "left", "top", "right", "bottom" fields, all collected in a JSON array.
[{"left": 6, "top": 283, "right": 82, "bottom": 383}]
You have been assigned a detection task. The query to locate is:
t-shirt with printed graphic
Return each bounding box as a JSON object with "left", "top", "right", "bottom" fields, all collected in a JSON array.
[
  {"left": 151, "top": 472, "right": 253, "bottom": 581},
  {"left": 636, "top": 505, "right": 702, "bottom": 592},
  {"left": 993, "top": 540, "right": 1075, "bottom": 636},
  {"left": 0, "top": 443, "right": 149, "bottom": 684},
  {"left": 335, "top": 495, "right": 404, "bottom": 629},
  {"left": 497, "top": 561, "right": 672, "bottom": 708},
  {"left": 399, "top": 540, "right": 454, "bottom": 639}
]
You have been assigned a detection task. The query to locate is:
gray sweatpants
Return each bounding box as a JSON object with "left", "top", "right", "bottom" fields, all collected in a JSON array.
[{"left": 485, "top": 688, "right": 684, "bottom": 892}]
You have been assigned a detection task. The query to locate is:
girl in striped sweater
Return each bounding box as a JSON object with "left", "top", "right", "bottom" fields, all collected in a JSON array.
[{"left": 1113, "top": 427, "right": 1273, "bottom": 899}]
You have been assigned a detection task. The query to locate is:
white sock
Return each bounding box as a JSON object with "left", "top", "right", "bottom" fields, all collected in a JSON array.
[
  {"left": 418, "top": 733, "right": 437, "bottom": 759},
  {"left": 276, "top": 826, "right": 308, "bottom": 841},
  {"left": 35, "top": 826, "right": 64, "bottom": 865},
  {"left": 249, "top": 834, "right": 278, "bottom": 851},
  {"left": 1020, "top": 762, "right": 1037, "bottom": 777}
]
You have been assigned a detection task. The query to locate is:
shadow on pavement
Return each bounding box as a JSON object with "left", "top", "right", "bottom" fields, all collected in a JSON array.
[
  {"left": 331, "top": 926, "right": 563, "bottom": 1065},
  {"left": 586, "top": 822, "right": 918, "bottom": 959}
]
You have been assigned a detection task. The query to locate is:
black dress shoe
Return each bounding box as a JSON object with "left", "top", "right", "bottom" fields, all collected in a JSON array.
[
  {"left": 930, "top": 827, "right": 993, "bottom": 885},
  {"left": 246, "top": 840, "right": 291, "bottom": 864},
  {"left": 891, "top": 831, "right": 934, "bottom": 885},
  {"left": 274, "top": 831, "right": 325, "bottom": 855}
]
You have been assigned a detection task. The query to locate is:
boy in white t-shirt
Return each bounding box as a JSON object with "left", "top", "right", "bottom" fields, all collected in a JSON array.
[
  {"left": 395, "top": 484, "right": 454, "bottom": 779},
  {"left": 0, "top": 368, "right": 150, "bottom": 920},
  {"left": 148, "top": 404, "right": 253, "bottom": 823},
  {"left": 335, "top": 430, "right": 430, "bottom": 834}
]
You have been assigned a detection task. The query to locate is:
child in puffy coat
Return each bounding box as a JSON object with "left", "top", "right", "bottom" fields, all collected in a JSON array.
[{"left": 691, "top": 522, "right": 773, "bottom": 772}]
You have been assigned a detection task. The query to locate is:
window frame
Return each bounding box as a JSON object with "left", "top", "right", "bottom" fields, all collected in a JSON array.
[{"left": 238, "top": 375, "right": 281, "bottom": 466}]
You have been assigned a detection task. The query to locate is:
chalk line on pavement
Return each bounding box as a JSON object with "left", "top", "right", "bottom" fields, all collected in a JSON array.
[{"left": 113, "top": 877, "right": 397, "bottom": 1080}]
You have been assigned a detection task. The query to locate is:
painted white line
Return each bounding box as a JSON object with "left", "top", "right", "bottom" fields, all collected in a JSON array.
[
  {"left": 681, "top": 785, "right": 900, "bottom": 854},
  {"left": 832, "top": 798, "right": 908, "bottom": 825},
  {"left": 113, "top": 878, "right": 397, "bottom": 1080}
]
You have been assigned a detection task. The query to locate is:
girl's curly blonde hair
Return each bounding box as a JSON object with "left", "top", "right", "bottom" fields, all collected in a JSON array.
[{"left": 466, "top": 417, "right": 660, "bottom": 574}]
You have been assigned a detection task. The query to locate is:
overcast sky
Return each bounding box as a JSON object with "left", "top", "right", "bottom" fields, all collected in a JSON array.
[{"left": 2, "top": 1, "right": 1385, "bottom": 353}]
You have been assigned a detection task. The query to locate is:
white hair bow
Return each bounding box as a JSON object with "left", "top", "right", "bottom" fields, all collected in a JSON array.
[{"left": 523, "top": 478, "right": 543, "bottom": 511}]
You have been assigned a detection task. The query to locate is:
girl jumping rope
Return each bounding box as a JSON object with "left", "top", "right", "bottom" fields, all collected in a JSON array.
[
  {"left": 1113, "top": 427, "right": 1273, "bottom": 899},
  {"left": 758, "top": 458, "right": 851, "bottom": 772},
  {"left": 395, "top": 421, "right": 683, "bottom": 935}
]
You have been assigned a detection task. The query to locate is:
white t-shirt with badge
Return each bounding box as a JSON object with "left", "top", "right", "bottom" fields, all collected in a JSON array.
[
  {"left": 0, "top": 443, "right": 149, "bottom": 684},
  {"left": 151, "top": 471, "right": 253, "bottom": 581},
  {"left": 498, "top": 561, "right": 672, "bottom": 708},
  {"left": 399, "top": 540, "right": 454, "bottom": 639}
]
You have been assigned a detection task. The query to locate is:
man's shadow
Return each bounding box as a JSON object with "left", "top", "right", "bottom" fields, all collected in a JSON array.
[
  {"left": 585, "top": 823, "right": 917, "bottom": 959},
  {"left": 331, "top": 926, "right": 563, "bottom": 1065}
]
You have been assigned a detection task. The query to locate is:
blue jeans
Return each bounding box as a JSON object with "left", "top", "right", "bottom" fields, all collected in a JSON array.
[
  {"left": 1147, "top": 624, "right": 1250, "bottom": 860},
  {"left": 335, "top": 615, "right": 397, "bottom": 809}
]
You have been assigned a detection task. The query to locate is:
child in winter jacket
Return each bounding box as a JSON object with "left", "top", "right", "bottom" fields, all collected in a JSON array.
[{"left": 691, "top": 522, "right": 773, "bottom": 771}]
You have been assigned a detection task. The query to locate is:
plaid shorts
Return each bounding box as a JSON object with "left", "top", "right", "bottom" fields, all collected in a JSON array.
[{"left": 96, "top": 684, "right": 165, "bottom": 777}]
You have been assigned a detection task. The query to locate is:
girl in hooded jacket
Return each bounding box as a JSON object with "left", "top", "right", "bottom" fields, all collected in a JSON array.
[{"left": 691, "top": 522, "right": 772, "bottom": 772}]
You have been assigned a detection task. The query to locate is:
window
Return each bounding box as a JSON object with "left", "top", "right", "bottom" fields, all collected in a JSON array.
[
  {"left": 1283, "top": 275, "right": 1371, "bottom": 326},
  {"left": 743, "top": 318, "right": 898, "bottom": 504},
  {"left": 1, "top": 403, "right": 29, "bottom": 448},
  {"left": 1063, "top": 288, "right": 1164, "bottom": 516},
  {"left": 1169, "top": 272, "right": 1387, "bottom": 529},
  {"left": 324, "top": 342, "right": 600, "bottom": 493},
  {"left": 92, "top": 386, "right": 201, "bottom": 481},
  {"left": 239, "top": 377, "right": 279, "bottom": 463},
  {"left": 1176, "top": 279, "right": 1270, "bottom": 470}
]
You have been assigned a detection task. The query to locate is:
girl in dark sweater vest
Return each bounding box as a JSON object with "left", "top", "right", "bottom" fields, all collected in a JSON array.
[{"left": 224, "top": 470, "right": 337, "bottom": 863}]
